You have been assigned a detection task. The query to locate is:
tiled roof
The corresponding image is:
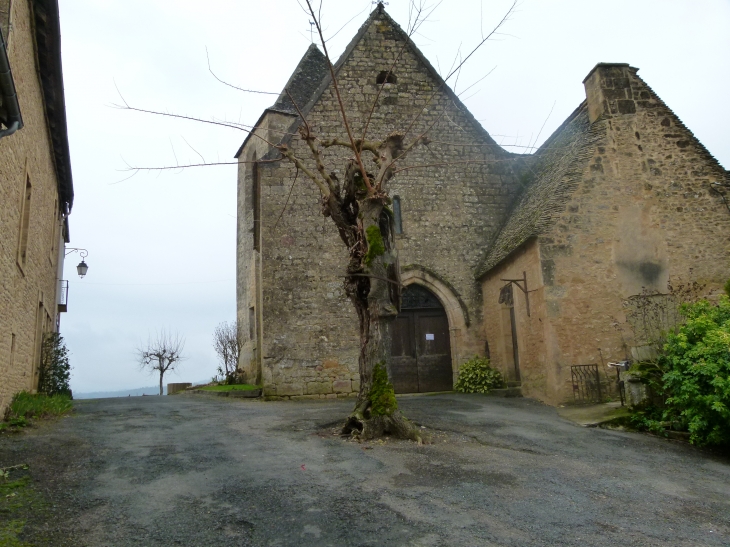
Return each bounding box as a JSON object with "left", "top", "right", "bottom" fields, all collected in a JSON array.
[
  {"left": 270, "top": 44, "right": 329, "bottom": 116},
  {"left": 476, "top": 101, "right": 605, "bottom": 278}
]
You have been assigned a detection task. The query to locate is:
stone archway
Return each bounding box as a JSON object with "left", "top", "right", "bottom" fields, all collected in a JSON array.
[{"left": 400, "top": 267, "right": 469, "bottom": 385}]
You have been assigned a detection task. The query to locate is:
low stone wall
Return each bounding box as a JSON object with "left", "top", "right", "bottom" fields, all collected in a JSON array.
[{"left": 167, "top": 383, "right": 192, "bottom": 395}]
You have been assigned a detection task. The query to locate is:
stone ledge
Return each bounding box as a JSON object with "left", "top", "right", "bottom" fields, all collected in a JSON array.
[{"left": 188, "top": 389, "right": 262, "bottom": 399}]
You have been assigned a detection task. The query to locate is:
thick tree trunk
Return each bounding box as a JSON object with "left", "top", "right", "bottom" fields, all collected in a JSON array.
[
  {"left": 159, "top": 371, "right": 164, "bottom": 396},
  {"left": 296, "top": 132, "right": 423, "bottom": 441},
  {"left": 340, "top": 195, "right": 423, "bottom": 442}
]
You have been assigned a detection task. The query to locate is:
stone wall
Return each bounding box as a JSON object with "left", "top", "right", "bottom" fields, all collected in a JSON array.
[
  {"left": 482, "top": 64, "right": 730, "bottom": 405},
  {"left": 0, "top": 0, "right": 65, "bottom": 415},
  {"left": 238, "top": 10, "right": 523, "bottom": 398},
  {"left": 236, "top": 111, "right": 297, "bottom": 385},
  {"left": 481, "top": 239, "right": 555, "bottom": 401}
]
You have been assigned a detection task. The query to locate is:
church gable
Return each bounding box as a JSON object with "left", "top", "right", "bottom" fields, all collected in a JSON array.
[{"left": 300, "top": 6, "right": 504, "bottom": 151}]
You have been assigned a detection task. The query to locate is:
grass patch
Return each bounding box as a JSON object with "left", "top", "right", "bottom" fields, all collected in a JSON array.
[
  {"left": 0, "top": 472, "right": 46, "bottom": 547},
  {"left": 6, "top": 392, "right": 73, "bottom": 421},
  {"left": 198, "top": 384, "right": 260, "bottom": 392},
  {"left": 1, "top": 392, "right": 73, "bottom": 434}
]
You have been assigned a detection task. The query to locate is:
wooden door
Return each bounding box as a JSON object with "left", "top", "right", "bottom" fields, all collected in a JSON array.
[{"left": 389, "top": 285, "right": 453, "bottom": 393}]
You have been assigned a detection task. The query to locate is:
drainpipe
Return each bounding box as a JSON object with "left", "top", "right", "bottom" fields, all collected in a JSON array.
[{"left": 0, "top": 25, "right": 23, "bottom": 140}]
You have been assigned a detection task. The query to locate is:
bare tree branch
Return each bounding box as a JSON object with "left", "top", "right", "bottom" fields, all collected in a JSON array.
[
  {"left": 274, "top": 166, "right": 301, "bottom": 231},
  {"left": 181, "top": 135, "right": 206, "bottom": 164},
  {"left": 304, "top": 0, "right": 373, "bottom": 194},
  {"left": 402, "top": 0, "right": 517, "bottom": 140},
  {"left": 118, "top": 158, "right": 284, "bottom": 173},
  {"left": 206, "top": 47, "right": 278, "bottom": 96}
]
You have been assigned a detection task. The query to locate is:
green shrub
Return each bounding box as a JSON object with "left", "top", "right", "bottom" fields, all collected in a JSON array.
[
  {"left": 455, "top": 356, "right": 504, "bottom": 394},
  {"left": 369, "top": 361, "right": 397, "bottom": 416},
  {"left": 660, "top": 295, "right": 730, "bottom": 446},
  {"left": 5, "top": 392, "right": 73, "bottom": 422},
  {"left": 38, "top": 333, "right": 72, "bottom": 397}
]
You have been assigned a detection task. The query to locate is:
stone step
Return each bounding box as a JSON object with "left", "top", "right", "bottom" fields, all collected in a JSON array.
[{"left": 487, "top": 386, "right": 523, "bottom": 398}]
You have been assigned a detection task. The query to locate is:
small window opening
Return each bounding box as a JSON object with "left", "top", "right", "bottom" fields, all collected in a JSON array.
[
  {"left": 376, "top": 71, "right": 397, "bottom": 85},
  {"left": 249, "top": 307, "right": 256, "bottom": 341},
  {"left": 393, "top": 195, "right": 403, "bottom": 234},
  {"left": 10, "top": 333, "right": 16, "bottom": 369}
]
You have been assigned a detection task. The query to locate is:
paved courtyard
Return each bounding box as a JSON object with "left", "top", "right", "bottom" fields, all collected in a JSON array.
[{"left": 1, "top": 393, "right": 729, "bottom": 546}]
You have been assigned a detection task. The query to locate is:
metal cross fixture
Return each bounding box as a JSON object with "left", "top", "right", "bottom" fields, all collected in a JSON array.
[{"left": 500, "top": 271, "right": 536, "bottom": 316}]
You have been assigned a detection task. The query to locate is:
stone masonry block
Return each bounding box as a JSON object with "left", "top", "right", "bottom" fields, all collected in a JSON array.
[
  {"left": 307, "top": 381, "right": 333, "bottom": 395},
  {"left": 276, "top": 383, "right": 304, "bottom": 396},
  {"left": 333, "top": 380, "right": 352, "bottom": 393}
]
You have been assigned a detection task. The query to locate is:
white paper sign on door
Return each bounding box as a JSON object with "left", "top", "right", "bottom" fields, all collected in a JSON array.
[{"left": 425, "top": 333, "right": 435, "bottom": 341}]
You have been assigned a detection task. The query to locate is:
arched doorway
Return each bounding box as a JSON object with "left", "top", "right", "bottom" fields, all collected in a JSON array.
[{"left": 389, "top": 284, "right": 453, "bottom": 393}]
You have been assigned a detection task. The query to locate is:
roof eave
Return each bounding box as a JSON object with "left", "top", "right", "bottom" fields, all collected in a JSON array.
[{"left": 32, "top": 0, "right": 74, "bottom": 212}]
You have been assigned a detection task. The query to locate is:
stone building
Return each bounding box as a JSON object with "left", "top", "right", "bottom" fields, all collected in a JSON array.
[
  {"left": 0, "top": 0, "right": 74, "bottom": 415},
  {"left": 236, "top": 6, "right": 729, "bottom": 404}
]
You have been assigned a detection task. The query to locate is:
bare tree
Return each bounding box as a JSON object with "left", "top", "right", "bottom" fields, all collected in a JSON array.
[
  {"left": 137, "top": 331, "right": 186, "bottom": 395},
  {"left": 212, "top": 321, "right": 241, "bottom": 383},
  {"left": 120, "top": 0, "right": 516, "bottom": 440}
]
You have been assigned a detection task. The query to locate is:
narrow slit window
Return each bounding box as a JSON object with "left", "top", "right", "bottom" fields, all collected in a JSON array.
[
  {"left": 393, "top": 195, "right": 403, "bottom": 234},
  {"left": 376, "top": 71, "right": 397, "bottom": 85},
  {"left": 252, "top": 160, "right": 261, "bottom": 252},
  {"left": 17, "top": 176, "right": 32, "bottom": 269},
  {"left": 49, "top": 199, "right": 58, "bottom": 263},
  {"left": 10, "top": 333, "right": 16, "bottom": 369}
]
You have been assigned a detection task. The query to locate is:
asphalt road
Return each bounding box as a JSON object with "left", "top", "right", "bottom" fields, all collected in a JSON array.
[{"left": 1, "top": 393, "right": 729, "bottom": 546}]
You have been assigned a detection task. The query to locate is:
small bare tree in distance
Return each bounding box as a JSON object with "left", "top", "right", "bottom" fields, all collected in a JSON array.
[
  {"left": 138, "top": 330, "right": 186, "bottom": 395},
  {"left": 213, "top": 321, "right": 241, "bottom": 383}
]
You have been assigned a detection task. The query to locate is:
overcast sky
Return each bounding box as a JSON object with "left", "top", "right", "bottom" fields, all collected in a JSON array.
[{"left": 57, "top": 0, "right": 730, "bottom": 393}]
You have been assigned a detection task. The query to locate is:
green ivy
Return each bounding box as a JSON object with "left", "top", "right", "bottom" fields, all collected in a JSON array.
[
  {"left": 369, "top": 361, "right": 397, "bottom": 416},
  {"left": 455, "top": 356, "right": 504, "bottom": 394}
]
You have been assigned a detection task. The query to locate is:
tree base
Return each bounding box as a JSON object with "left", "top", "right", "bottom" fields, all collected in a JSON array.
[{"left": 342, "top": 411, "right": 426, "bottom": 444}]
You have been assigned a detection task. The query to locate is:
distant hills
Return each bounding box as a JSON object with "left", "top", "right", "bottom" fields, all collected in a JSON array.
[
  {"left": 74, "top": 386, "right": 166, "bottom": 399},
  {"left": 74, "top": 380, "right": 210, "bottom": 400}
]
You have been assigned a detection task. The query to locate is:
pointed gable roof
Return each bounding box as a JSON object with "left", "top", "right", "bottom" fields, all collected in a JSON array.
[
  {"left": 235, "top": 4, "right": 507, "bottom": 158},
  {"left": 270, "top": 44, "right": 329, "bottom": 116},
  {"left": 296, "top": 4, "right": 502, "bottom": 148},
  {"left": 234, "top": 44, "right": 329, "bottom": 158}
]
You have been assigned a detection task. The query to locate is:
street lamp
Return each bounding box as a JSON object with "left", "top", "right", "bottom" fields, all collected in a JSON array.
[{"left": 65, "top": 248, "right": 89, "bottom": 279}]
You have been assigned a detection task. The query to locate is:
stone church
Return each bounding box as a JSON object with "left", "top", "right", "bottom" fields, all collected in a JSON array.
[{"left": 236, "top": 5, "right": 730, "bottom": 405}]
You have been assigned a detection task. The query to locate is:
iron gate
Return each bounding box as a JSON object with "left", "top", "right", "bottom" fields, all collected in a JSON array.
[{"left": 571, "top": 364, "right": 602, "bottom": 404}]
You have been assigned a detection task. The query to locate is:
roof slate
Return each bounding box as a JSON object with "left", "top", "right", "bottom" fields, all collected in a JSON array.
[
  {"left": 270, "top": 44, "right": 329, "bottom": 116},
  {"left": 476, "top": 102, "right": 605, "bottom": 278}
]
